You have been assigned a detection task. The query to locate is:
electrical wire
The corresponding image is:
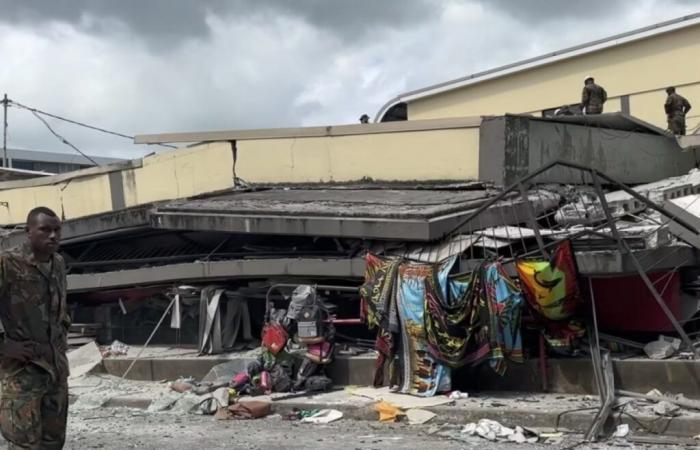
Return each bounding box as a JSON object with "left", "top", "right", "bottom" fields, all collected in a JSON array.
[
  {"left": 29, "top": 110, "right": 98, "bottom": 165},
  {"left": 11, "top": 100, "right": 133, "bottom": 140},
  {"left": 8, "top": 99, "right": 177, "bottom": 150}
]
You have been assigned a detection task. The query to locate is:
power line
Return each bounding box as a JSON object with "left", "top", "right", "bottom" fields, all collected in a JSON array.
[
  {"left": 8, "top": 99, "right": 177, "bottom": 149},
  {"left": 29, "top": 110, "right": 98, "bottom": 165},
  {"left": 10, "top": 100, "right": 133, "bottom": 140}
]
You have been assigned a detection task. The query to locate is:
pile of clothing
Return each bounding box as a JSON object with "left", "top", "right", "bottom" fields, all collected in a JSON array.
[{"left": 228, "top": 285, "right": 336, "bottom": 396}]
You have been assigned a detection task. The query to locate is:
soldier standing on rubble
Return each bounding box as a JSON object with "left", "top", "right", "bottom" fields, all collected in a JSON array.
[
  {"left": 0, "top": 207, "right": 70, "bottom": 450},
  {"left": 665, "top": 87, "right": 692, "bottom": 135},
  {"left": 581, "top": 76, "right": 607, "bottom": 114}
]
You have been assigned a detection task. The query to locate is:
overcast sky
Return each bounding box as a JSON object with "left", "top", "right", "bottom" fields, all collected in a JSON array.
[{"left": 0, "top": 0, "right": 698, "bottom": 160}]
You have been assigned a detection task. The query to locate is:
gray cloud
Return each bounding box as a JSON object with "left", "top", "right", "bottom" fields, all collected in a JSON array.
[
  {"left": 485, "top": 0, "right": 630, "bottom": 22},
  {"left": 0, "top": 0, "right": 436, "bottom": 47},
  {"left": 0, "top": 1, "right": 697, "bottom": 161}
]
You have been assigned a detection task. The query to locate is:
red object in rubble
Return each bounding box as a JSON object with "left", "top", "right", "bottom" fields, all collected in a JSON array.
[{"left": 261, "top": 323, "right": 288, "bottom": 355}]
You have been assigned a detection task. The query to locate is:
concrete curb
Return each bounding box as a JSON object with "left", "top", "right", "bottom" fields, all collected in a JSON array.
[{"left": 101, "top": 395, "right": 700, "bottom": 438}]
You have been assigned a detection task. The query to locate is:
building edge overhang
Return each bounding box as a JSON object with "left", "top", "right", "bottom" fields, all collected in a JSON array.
[{"left": 134, "top": 116, "right": 482, "bottom": 145}]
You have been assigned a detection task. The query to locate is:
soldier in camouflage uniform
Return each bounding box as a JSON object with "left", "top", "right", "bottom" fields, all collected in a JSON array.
[
  {"left": 665, "top": 86, "right": 692, "bottom": 135},
  {"left": 0, "top": 207, "right": 70, "bottom": 450},
  {"left": 581, "top": 76, "right": 607, "bottom": 115}
]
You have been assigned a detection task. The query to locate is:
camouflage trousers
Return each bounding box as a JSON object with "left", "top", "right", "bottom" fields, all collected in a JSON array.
[
  {"left": 0, "top": 365, "right": 68, "bottom": 450},
  {"left": 668, "top": 115, "right": 687, "bottom": 135}
]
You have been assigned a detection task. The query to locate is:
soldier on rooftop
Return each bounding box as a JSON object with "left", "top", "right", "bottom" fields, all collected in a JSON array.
[
  {"left": 664, "top": 86, "right": 692, "bottom": 135},
  {"left": 581, "top": 76, "right": 607, "bottom": 115}
]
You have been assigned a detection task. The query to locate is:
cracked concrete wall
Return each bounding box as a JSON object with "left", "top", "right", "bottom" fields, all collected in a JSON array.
[
  {"left": 120, "top": 142, "right": 234, "bottom": 206},
  {"left": 0, "top": 174, "right": 111, "bottom": 224},
  {"left": 234, "top": 127, "right": 480, "bottom": 183},
  {"left": 0, "top": 142, "right": 235, "bottom": 225}
]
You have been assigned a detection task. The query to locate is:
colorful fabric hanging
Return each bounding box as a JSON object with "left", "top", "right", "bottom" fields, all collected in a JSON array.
[
  {"left": 484, "top": 262, "right": 524, "bottom": 375},
  {"left": 361, "top": 253, "right": 526, "bottom": 395},
  {"left": 395, "top": 261, "right": 451, "bottom": 396},
  {"left": 360, "top": 254, "right": 400, "bottom": 387},
  {"left": 424, "top": 259, "right": 485, "bottom": 368},
  {"left": 516, "top": 241, "right": 585, "bottom": 353},
  {"left": 515, "top": 241, "right": 582, "bottom": 321}
]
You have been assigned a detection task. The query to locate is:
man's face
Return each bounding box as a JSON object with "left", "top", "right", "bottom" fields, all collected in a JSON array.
[{"left": 27, "top": 213, "right": 62, "bottom": 256}]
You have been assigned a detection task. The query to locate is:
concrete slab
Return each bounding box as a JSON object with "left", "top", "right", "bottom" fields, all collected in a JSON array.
[
  {"left": 150, "top": 188, "right": 559, "bottom": 241},
  {"left": 666, "top": 194, "right": 700, "bottom": 248},
  {"left": 480, "top": 114, "right": 698, "bottom": 186},
  {"left": 67, "top": 257, "right": 366, "bottom": 293}
]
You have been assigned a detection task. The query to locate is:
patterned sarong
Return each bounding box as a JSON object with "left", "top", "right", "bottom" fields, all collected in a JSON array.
[
  {"left": 484, "top": 262, "right": 524, "bottom": 375},
  {"left": 361, "top": 253, "right": 525, "bottom": 395}
]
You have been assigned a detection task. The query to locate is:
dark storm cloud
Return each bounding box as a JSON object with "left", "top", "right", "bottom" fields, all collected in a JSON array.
[
  {"left": 485, "top": 0, "right": 628, "bottom": 22},
  {"left": 0, "top": 0, "right": 436, "bottom": 46}
]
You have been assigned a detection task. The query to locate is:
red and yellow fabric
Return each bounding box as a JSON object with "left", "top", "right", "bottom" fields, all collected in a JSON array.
[{"left": 516, "top": 241, "right": 582, "bottom": 321}]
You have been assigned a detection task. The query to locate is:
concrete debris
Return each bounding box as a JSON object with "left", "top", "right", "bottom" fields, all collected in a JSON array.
[
  {"left": 199, "top": 387, "right": 230, "bottom": 414},
  {"left": 612, "top": 423, "right": 629, "bottom": 438},
  {"left": 461, "top": 419, "right": 537, "bottom": 444},
  {"left": 148, "top": 392, "right": 185, "bottom": 413},
  {"left": 618, "top": 388, "right": 700, "bottom": 413},
  {"left": 665, "top": 193, "right": 700, "bottom": 248},
  {"left": 538, "top": 432, "right": 564, "bottom": 445},
  {"left": 170, "top": 377, "right": 196, "bottom": 393},
  {"left": 606, "top": 168, "right": 700, "bottom": 216},
  {"left": 448, "top": 391, "right": 469, "bottom": 400},
  {"left": 643, "top": 335, "right": 681, "bottom": 359},
  {"left": 67, "top": 341, "right": 103, "bottom": 379},
  {"left": 555, "top": 191, "right": 605, "bottom": 225},
  {"left": 201, "top": 353, "right": 261, "bottom": 383},
  {"left": 101, "top": 340, "right": 130, "bottom": 358},
  {"left": 653, "top": 400, "right": 682, "bottom": 417},
  {"left": 405, "top": 408, "right": 436, "bottom": 425}
]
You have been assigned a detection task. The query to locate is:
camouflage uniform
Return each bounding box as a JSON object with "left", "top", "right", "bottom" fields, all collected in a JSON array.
[
  {"left": 581, "top": 83, "right": 607, "bottom": 114},
  {"left": 665, "top": 92, "right": 692, "bottom": 135},
  {"left": 0, "top": 243, "right": 70, "bottom": 450}
]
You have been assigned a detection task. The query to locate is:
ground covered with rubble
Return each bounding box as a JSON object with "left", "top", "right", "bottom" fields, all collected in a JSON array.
[{"left": 0, "top": 408, "right": 678, "bottom": 450}]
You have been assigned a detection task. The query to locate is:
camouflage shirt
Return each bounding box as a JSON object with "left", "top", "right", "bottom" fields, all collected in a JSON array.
[
  {"left": 581, "top": 83, "right": 608, "bottom": 114},
  {"left": 665, "top": 93, "right": 692, "bottom": 118},
  {"left": 0, "top": 243, "right": 70, "bottom": 381}
]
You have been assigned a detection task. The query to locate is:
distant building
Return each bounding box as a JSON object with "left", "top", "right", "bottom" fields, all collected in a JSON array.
[
  {"left": 1, "top": 148, "right": 123, "bottom": 174},
  {"left": 376, "top": 13, "right": 700, "bottom": 132}
]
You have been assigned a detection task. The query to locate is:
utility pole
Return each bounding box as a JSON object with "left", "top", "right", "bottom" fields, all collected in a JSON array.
[{"left": 2, "top": 94, "right": 7, "bottom": 169}]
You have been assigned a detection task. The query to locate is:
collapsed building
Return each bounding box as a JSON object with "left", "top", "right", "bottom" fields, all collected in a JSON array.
[{"left": 2, "top": 112, "right": 700, "bottom": 404}]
